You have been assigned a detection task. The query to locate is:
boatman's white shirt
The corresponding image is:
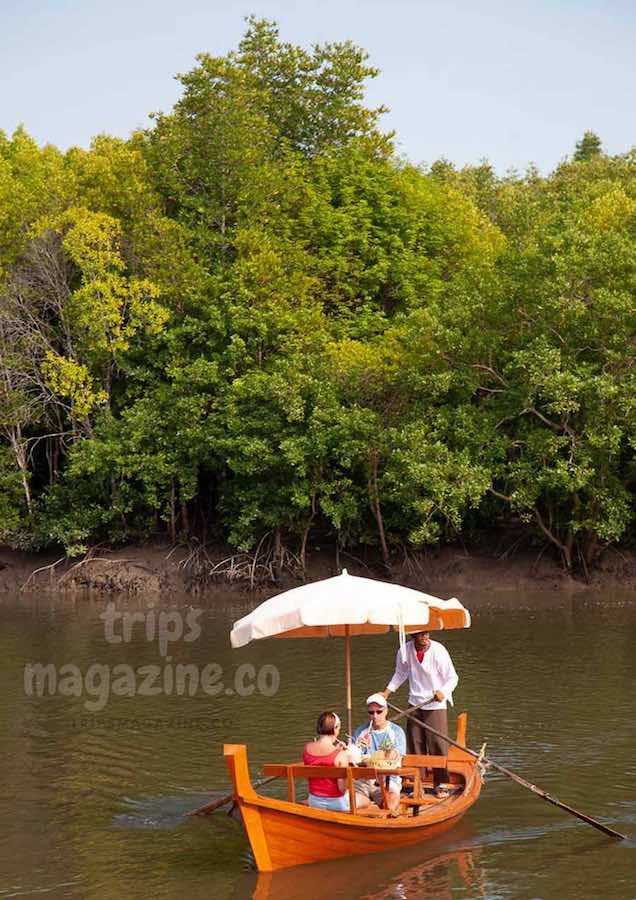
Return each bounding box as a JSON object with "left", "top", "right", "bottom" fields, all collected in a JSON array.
[{"left": 386, "top": 640, "right": 458, "bottom": 710}]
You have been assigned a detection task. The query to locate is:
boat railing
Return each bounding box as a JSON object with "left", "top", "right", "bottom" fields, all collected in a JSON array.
[
  {"left": 259, "top": 713, "right": 474, "bottom": 814},
  {"left": 260, "top": 761, "right": 454, "bottom": 813},
  {"left": 226, "top": 714, "right": 473, "bottom": 818},
  {"left": 263, "top": 756, "right": 428, "bottom": 815}
]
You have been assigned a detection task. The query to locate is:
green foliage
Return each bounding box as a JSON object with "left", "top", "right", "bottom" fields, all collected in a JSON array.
[
  {"left": 36, "top": 482, "right": 113, "bottom": 557},
  {"left": 573, "top": 130, "right": 603, "bottom": 162},
  {"left": 383, "top": 423, "right": 491, "bottom": 545},
  {"left": 1, "top": 20, "right": 635, "bottom": 574},
  {"left": 0, "top": 126, "right": 69, "bottom": 274},
  {"left": 0, "top": 447, "right": 29, "bottom": 542}
]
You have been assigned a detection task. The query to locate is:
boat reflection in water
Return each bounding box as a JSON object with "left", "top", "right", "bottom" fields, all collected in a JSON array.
[
  {"left": 245, "top": 836, "right": 485, "bottom": 900},
  {"left": 359, "top": 848, "right": 485, "bottom": 900}
]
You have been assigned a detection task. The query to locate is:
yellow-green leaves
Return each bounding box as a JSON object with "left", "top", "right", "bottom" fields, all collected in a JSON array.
[
  {"left": 0, "top": 126, "right": 68, "bottom": 275},
  {"left": 580, "top": 186, "right": 636, "bottom": 231},
  {"left": 37, "top": 207, "right": 168, "bottom": 358},
  {"left": 59, "top": 208, "right": 125, "bottom": 274},
  {"left": 41, "top": 352, "right": 108, "bottom": 419},
  {"left": 66, "top": 135, "right": 157, "bottom": 223}
]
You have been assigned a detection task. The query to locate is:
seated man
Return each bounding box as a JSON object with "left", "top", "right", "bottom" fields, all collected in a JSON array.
[{"left": 352, "top": 693, "right": 406, "bottom": 817}]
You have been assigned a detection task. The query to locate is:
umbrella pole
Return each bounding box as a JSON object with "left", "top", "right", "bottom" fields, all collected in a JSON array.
[{"left": 344, "top": 625, "right": 352, "bottom": 737}]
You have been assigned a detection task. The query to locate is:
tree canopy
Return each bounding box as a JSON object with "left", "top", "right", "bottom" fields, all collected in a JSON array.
[{"left": 1, "top": 19, "right": 634, "bottom": 576}]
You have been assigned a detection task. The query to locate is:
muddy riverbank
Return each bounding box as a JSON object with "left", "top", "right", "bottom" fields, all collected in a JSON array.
[{"left": 2, "top": 540, "right": 636, "bottom": 600}]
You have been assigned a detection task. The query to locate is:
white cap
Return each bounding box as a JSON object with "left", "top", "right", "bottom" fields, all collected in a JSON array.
[{"left": 365, "top": 692, "right": 388, "bottom": 708}]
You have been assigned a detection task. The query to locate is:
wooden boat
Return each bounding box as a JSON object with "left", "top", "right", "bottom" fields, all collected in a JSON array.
[{"left": 224, "top": 712, "right": 482, "bottom": 871}]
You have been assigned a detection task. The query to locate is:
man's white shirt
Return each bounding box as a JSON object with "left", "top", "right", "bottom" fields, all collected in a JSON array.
[{"left": 387, "top": 640, "right": 458, "bottom": 709}]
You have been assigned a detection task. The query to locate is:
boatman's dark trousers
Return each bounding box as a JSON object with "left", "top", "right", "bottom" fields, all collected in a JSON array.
[{"left": 406, "top": 708, "right": 450, "bottom": 788}]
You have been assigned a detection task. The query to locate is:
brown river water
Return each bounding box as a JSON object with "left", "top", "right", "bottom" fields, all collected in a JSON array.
[{"left": 0, "top": 588, "right": 634, "bottom": 899}]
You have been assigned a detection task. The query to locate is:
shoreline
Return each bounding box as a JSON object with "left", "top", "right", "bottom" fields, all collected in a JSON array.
[{"left": 2, "top": 541, "right": 636, "bottom": 602}]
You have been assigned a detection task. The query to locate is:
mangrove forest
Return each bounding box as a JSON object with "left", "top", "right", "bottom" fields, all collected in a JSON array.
[{"left": 1, "top": 18, "right": 636, "bottom": 576}]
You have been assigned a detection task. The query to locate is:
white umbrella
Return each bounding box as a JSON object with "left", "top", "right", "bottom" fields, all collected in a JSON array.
[{"left": 230, "top": 568, "right": 470, "bottom": 734}]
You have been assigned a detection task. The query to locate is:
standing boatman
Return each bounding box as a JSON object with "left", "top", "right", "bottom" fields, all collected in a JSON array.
[{"left": 380, "top": 630, "right": 458, "bottom": 798}]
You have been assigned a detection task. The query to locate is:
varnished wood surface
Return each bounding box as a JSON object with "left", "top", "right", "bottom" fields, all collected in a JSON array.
[
  {"left": 261, "top": 760, "right": 449, "bottom": 778},
  {"left": 224, "top": 714, "right": 482, "bottom": 871},
  {"left": 252, "top": 804, "right": 466, "bottom": 869}
]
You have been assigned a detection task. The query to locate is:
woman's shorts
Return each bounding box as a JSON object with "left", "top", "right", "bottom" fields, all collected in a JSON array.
[{"left": 307, "top": 793, "right": 350, "bottom": 812}]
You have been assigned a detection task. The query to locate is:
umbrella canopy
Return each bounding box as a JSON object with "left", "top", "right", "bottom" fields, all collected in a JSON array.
[
  {"left": 230, "top": 569, "right": 470, "bottom": 648},
  {"left": 229, "top": 569, "right": 470, "bottom": 736}
]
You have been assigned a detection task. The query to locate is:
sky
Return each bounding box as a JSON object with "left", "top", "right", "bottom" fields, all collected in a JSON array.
[{"left": 1, "top": 0, "right": 635, "bottom": 174}]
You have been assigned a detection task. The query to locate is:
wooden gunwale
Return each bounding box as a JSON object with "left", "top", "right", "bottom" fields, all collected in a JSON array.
[
  {"left": 234, "top": 759, "right": 479, "bottom": 828},
  {"left": 224, "top": 716, "right": 482, "bottom": 870}
]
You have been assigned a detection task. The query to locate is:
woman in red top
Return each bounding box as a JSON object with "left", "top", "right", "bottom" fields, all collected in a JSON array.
[{"left": 303, "top": 711, "right": 370, "bottom": 812}]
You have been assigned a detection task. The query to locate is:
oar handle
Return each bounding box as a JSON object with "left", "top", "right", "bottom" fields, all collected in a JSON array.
[
  {"left": 388, "top": 696, "right": 436, "bottom": 724},
  {"left": 386, "top": 700, "right": 627, "bottom": 841}
]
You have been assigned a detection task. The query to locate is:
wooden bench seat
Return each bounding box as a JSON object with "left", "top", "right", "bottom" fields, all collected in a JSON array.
[{"left": 260, "top": 758, "right": 464, "bottom": 817}]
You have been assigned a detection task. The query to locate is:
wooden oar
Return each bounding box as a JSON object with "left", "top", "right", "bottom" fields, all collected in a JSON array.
[
  {"left": 386, "top": 700, "right": 627, "bottom": 841},
  {"left": 389, "top": 696, "right": 435, "bottom": 725},
  {"left": 186, "top": 774, "right": 279, "bottom": 817}
]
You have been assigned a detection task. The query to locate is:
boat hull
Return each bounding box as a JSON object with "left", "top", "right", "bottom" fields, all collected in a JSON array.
[
  {"left": 239, "top": 798, "right": 469, "bottom": 869},
  {"left": 224, "top": 721, "right": 482, "bottom": 871}
]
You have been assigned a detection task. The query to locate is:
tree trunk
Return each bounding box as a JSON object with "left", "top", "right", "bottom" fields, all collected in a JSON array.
[
  {"left": 584, "top": 532, "right": 601, "bottom": 566},
  {"left": 8, "top": 426, "right": 32, "bottom": 514},
  {"left": 369, "top": 453, "right": 390, "bottom": 568},
  {"left": 299, "top": 496, "right": 316, "bottom": 574},
  {"left": 180, "top": 495, "right": 190, "bottom": 536},
  {"left": 300, "top": 524, "right": 311, "bottom": 573},
  {"left": 563, "top": 528, "right": 574, "bottom": 571},
  {"left": 52, "top": 440, "right": 60, "bottom": 484},
  {"left": 273, "top": 527, "right": 282, "bottom": 580},
  {"left": 46, "top": 437, "right": 54, "bottom": 486},
  {"left": 532, "top": 505, "right": 571, "bottom": 570},
  {"left": 169, "top": 479, "right": 176, "bottom": 543}
]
